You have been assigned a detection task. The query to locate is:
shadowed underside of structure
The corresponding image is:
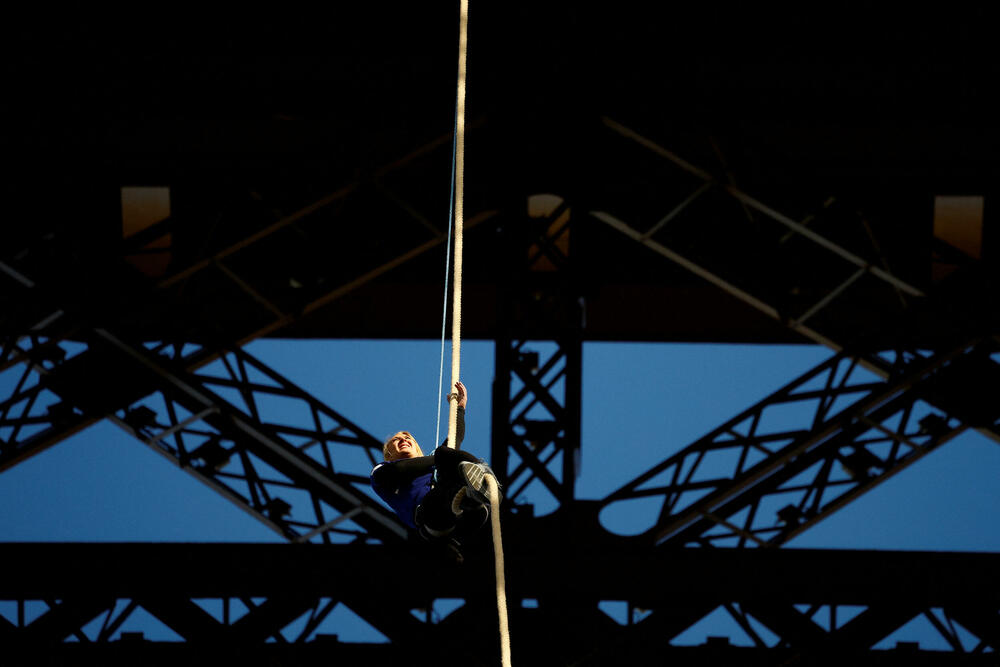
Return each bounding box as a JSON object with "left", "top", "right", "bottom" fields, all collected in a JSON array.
[{"left": 4, "top": 8, "right": 997, "bottom": 344}]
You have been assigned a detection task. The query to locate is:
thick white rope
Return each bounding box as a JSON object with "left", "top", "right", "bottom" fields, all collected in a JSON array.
[
  {"left": 487, "top": 475, "right": 511, "bottom": 667},
  {"left": 443, "top": 3, "right": 512, "bottom": 664},
  {"left": 446, "top": 0, "right": 468, "bottom": 455}
]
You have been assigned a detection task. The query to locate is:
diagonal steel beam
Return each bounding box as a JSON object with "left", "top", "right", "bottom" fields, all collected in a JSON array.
[
  {"left": 0, "top": 323, "right": 404, "bottom": 542},
  {"left": 947, "top": 606, "right": 1000, "bottom": 651},
  {"left": 94, "top": 332, "right": 406, "bottom": 544},
  {"left": 156, "top": 121, "right": 485, "bottom": 292},
  {"left": 600, "top": 116, "right": 924, "bottom": 298},
  {"left": 136, "top": 596, "right": 224, "bottom": 643},
  {"left": 0, "top": 116, "right": 496, "bottom": 477},
  {"left": 229, "top": 596, "right": 319, "bottom": 642},
  {"left": 0, "top": 208, "right": 496, "bottom": 477},
  {"left": 591, "top": 210, "right": 841, "bottom": 351},
  {"left": 590, "top": 165, "right": 1000, "bottom": 648},
  {"left": 601, "top": 338, "right": 990, "bottom": 547},
  {"left": 591, "top": 208, "right": 1000, "bottom": 451},
  {"left": 15, "top": 598, "right": 115, "bottom": 643}
]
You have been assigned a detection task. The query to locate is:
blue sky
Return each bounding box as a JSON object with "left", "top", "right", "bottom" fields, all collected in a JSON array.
[{"left": 1, "top": 339, "right": 998, "bottom": 647}]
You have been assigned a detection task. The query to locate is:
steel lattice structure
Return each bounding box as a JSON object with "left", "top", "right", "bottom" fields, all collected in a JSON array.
[
  {"left": 2, "top": 544, "right": 999, "bottom": 666},
  {"left": 3, "top": 10, "right": 1000, "bottom": 665},
  {"left": 601, "top": 340, "right": 984, "bottom": 547},
  {"left": 0, "top": 269, "right": 405, "bottom": 544},
  {"left": 492, "top": 197, "right": 584, "bottom": 511}
]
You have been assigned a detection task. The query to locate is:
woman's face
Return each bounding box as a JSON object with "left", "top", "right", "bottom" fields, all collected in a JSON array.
[{"left": 385, "top": 432, "right": 421, "bottom": 461}]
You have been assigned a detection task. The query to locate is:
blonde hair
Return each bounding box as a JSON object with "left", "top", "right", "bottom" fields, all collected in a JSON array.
[{"left": 383, "top": 431, "right": 424, "bottom": 461}]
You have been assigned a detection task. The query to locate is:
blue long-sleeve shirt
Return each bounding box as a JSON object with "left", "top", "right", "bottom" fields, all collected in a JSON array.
[{"left": 370, "top": 408, "right": 465, "bottom": 528}]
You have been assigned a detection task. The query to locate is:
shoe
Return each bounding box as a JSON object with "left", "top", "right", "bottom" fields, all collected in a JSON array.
[
  {"left": 456, "top": 503, "right": 489, "bottom": 532},
  {"left": 442, "top": 537, "right": 464, "bottom": 565},
  {"left": 458, "top": 461, "right": 502, "bottom": 505},
  {"left": 417, "top": 526, "right": 463, "bottom": 564},
  {"left": 418, "top": 522, "right": 454, "bottom": 540}
]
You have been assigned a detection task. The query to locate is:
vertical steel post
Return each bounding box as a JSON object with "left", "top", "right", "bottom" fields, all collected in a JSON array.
[{"left": 490, "top": 199, "right": 584, "bottom": 511}]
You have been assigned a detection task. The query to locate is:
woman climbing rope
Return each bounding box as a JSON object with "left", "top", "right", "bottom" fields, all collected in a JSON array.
[{"left": 370, "top": 381, "right": 500, "bottom": 563}]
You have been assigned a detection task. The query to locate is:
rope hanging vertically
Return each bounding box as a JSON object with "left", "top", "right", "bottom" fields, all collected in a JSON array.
[
  {"left": 446, "top": 0, "right": 468, "bottom": 455},
  {"left": 443, "top": 3, "right": 512, "bottom": 665},
  {"left": 487, "top": 475, "right": 511, "bottom": 666}
]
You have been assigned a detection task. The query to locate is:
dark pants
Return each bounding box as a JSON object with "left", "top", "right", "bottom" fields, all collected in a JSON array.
[{"left": 417, "top": 446, "right": 486, "bottom": 533}]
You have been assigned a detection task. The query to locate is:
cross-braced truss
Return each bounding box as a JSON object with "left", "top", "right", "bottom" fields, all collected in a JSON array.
[
  {"left": 0, "top": 125, "right": 494, "bottom": 473},
  {"left": 491, "top": 198, "right": 583, "bottom": 512},
  {"left": 109, "top": 339, "right": 404, "bottom": 543},
  {"left": 592, "top": 119, "right": 1000, "bottom": 431},
  {"left": 0, "top": 327, "right": 404, "bottom": 543},
  {"left": 0, "top": 333, "right": 93, "bottom": 472},
  {"left": 588, "top": 117, "right": 1000, "bottom": 548},
  {"left": 600, "top": 338, "right": 995, "bottom": 547},
  {"left": 593, "top": 116, "right": 924, "bottom": 354},
  {"left": 2, "top": 596, "right": 346, "bottom": 644},
  {"left": 575, "top": 601, "right": 1000, "bottom": 665},
  {"left": 3, "top": 544, "right": 999, "bottom": 665},
  {"left": 493, "top": 338, "right": 581, "bottom": 511},
  {"left": 0, "top": 128, "right": 496, "bottom": 543},
  {"left": 3, "top": 112, "right": 1000, "bottom": 665}
]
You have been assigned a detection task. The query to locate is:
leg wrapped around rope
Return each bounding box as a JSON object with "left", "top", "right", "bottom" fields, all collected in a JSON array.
[
  {"left": 458, "top": 460, "right": 502, "bottom": 506},
  {"left": 412, "top": 447, "right": 497, "bottom": 567},
  {"left": 414, "top": 506, "right": 464, "bottom": 565}
]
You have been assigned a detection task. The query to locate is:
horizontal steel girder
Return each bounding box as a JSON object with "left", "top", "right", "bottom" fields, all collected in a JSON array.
[{"left": 1, "top": 543, "right": 999, "bottom": 664}]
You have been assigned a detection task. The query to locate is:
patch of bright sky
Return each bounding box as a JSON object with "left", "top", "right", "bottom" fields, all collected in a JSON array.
[
  {"left": 2, "top": 339, "right": 999, "bottom": 551},
  {"left": 2, "top": 340, "right": 999, "bottom": 644}
]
